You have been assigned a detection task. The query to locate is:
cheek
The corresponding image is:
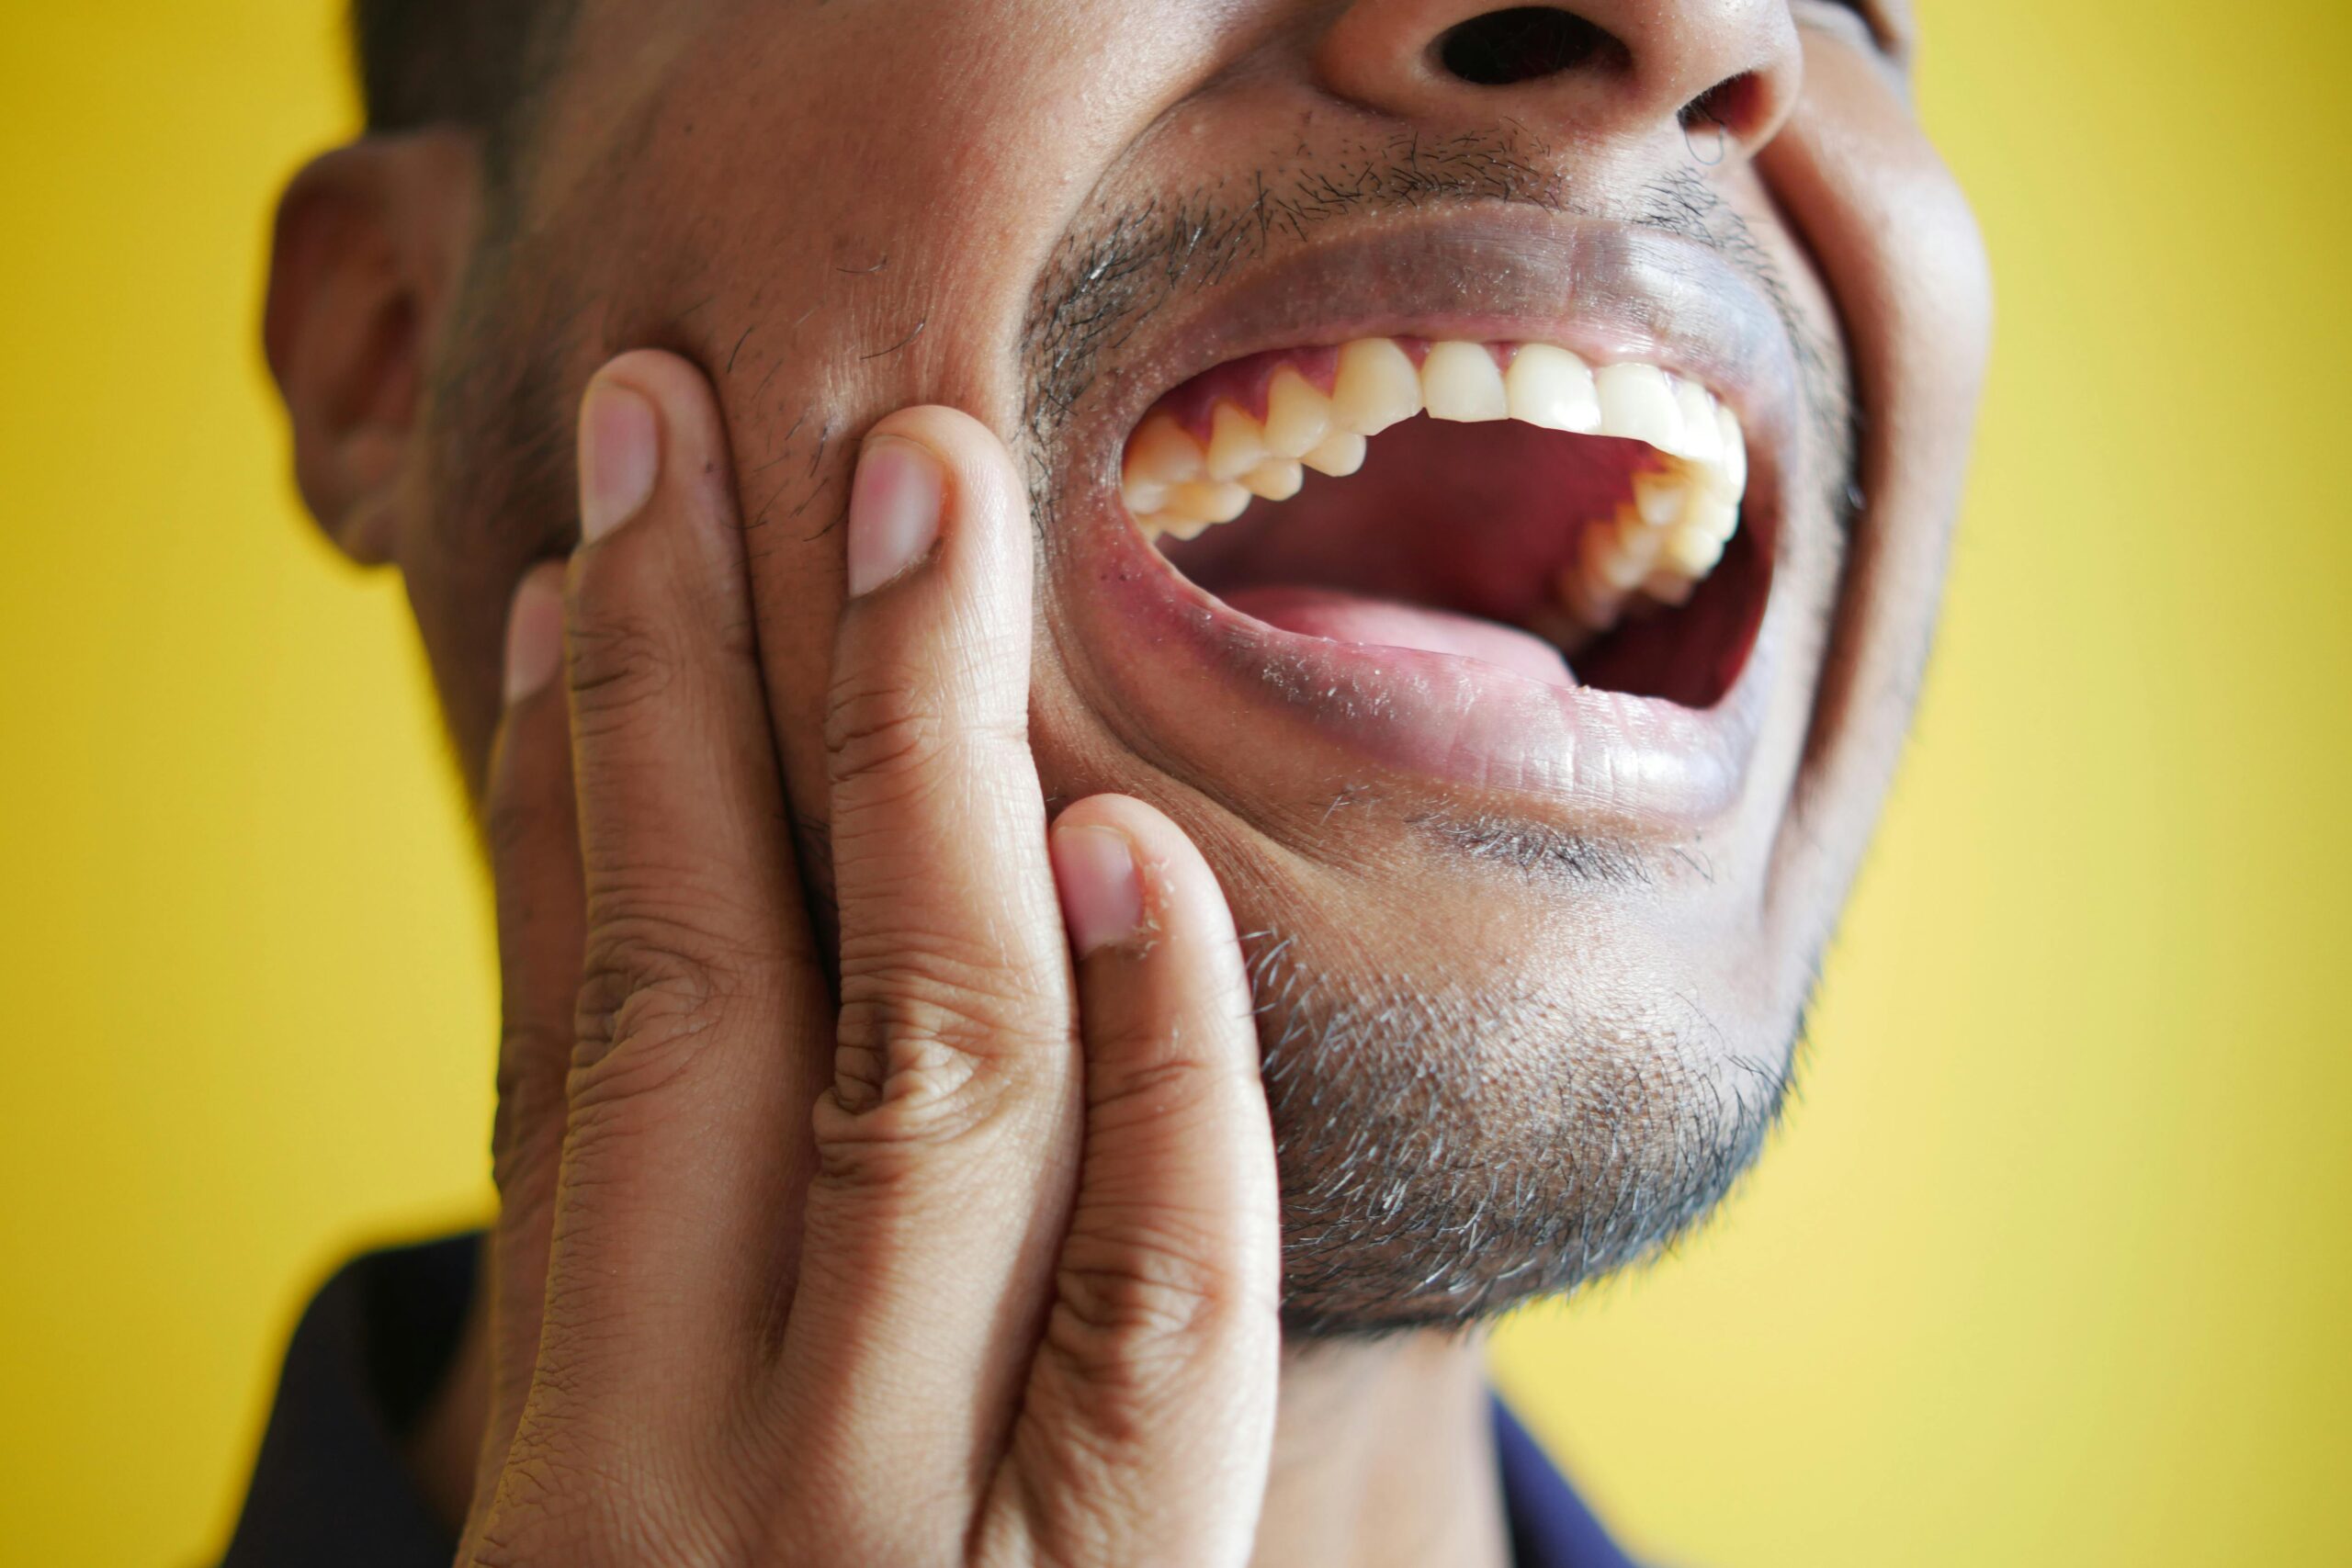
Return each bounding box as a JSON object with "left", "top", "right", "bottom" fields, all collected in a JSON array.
[
  {"left": 1732, "top": 166, "right": 1850, "bottom": 414},
  {"left": 1761, "top": 39, "right": 1992, "bottom": 523},
  {"left": 588, "top": 0, "right": 1225, "bottom": 402},
  {"left": 531, "top": 2, "right": 1243, "bottom": 849},
  {"left": 1749, "top": 39, "right": 1992, "bottom": 958},
  {"left": 404, "top": 293, "right": 591, "bottom": 795}
]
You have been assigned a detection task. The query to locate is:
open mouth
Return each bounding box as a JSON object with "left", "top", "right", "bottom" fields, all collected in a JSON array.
[
  {"left": 1050, "top": 216, "right": 1805, "bottom": 825},
  {"left": 1117, "top": 336, "right": 1768, "bottom": 710}
]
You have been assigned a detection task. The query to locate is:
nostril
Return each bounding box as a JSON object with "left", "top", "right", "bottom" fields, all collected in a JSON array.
[
  {"left": 1679, "top": 72, "right": 1766, "bottom": 142},
  {"left": 1436, "top": 7, "right": 1623, "bottom": 87}
]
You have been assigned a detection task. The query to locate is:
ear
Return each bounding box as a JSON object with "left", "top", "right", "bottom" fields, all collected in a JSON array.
[{"left": 263, "top": 130, "right": 481, "bottom": 566}]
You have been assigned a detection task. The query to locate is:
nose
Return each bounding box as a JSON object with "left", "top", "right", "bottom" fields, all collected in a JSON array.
[{"left": 1316, "top": 0, "right": 1803, "bottom": 166}]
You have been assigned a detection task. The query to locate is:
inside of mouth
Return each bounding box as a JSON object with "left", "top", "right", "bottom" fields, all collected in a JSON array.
[{"left": 1119, "top": 339, "right": 1770, "bottom": 708}]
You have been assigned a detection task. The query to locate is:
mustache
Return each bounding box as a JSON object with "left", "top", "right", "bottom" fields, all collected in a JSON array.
[{"left": 1017, "top": 123, "right": 1853, "bottom": 503}]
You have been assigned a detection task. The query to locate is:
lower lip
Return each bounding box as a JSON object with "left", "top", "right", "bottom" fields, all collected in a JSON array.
[{"left": 1058, "top": 504, "right": 1774, "bottom": 832}]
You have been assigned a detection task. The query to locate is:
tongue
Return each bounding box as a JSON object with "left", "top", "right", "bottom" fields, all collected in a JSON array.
[{"left": 1224, "top": 585, "right": 1577, "bottom": 688}]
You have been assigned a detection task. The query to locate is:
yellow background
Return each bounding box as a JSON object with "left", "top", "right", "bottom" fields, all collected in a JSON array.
[{"left": 4, "top": 1, "right": 2346, "bottom": 1562}]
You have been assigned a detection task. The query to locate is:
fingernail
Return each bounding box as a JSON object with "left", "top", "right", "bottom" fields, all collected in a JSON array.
[
  {"left": 502, "top": 567, "right": 566, "bottom": 705},
  {"left": 1051, "top": 824, "right": 1145, "bottom": 957},
  {"left": 579, "top": 380, "right": 660, "bottom": 542},
  {"left": 846, "top": 435, "right": 944, "bottom": 597}
]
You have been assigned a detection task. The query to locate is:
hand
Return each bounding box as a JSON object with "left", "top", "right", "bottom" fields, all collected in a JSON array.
[{"left": 463, "top": 351, "right": 1281, "bottom": 1565}]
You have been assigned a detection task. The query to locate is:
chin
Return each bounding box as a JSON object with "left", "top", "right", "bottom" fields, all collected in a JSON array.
[{"left": 1231, "top": 903, "right": 1798, "bottom": 1339}]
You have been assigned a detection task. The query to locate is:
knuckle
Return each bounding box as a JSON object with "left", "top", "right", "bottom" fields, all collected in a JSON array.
[
  {"left": 824, "top": 654, "right": 1029, "bottom": 799},
  {"left": 563, "top": 604, "right": 682, "bottom": 730},
  {"left": 496, "top": 1012, "right": 574, "bottom": 1098},
  {"left": 840, "top": 940, "right": 1057, "bottom": 1054},
  {"left": 470, "top": 1445, "right": 740, "bottom": 1568},
  {"left": 819, "top": 985, "right": 1025, "bottom": 1154},
  {"left": 484, "top": 783, "right": 553, "bottom": 879},
  {"left": 842, "top": 919, "right": 1049, "bottom": 1006},
  {"left": 491, "top": 1021, "right": 571, "bottom": 1197},
  {"left": 809, "top": 1098, "right": 982, "bottom": 1196},
  {"left": 570, "top": 915, "right": 743, "bottom": 1091},
  {"left": 1047, "top": 1213, "right": 1237, "bottom": 1381},
  {"left": 824, "top": 657, "right": 949, "bottom": 784},
  {"left": 1085, "top": 1049, "right": 1225, "bottom": 1139},
  {"left": 815, "top": 931, "right": 1070, "bottom": 1178},
  {"left": 977, "top": 1468, "right": 1132, "bottom": 1568}
]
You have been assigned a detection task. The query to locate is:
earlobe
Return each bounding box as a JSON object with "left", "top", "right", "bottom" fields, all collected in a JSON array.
[{"left": 263, "top": 130, "right": 480, "bottom": 566}]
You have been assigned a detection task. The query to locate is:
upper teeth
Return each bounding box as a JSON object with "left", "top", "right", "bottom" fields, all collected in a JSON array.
[{"left": 1120, "top": 337, "right": 1750, "bottom": 637}]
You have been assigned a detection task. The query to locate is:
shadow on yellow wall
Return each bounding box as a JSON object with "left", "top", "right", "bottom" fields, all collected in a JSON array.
[{"left": 3, "top": 3, "right": 2346, "bottom": 1563}]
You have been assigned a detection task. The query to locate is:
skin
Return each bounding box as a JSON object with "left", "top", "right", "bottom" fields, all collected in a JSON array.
[{"left": 264, "top": 0, "right": 1988, "bottom": 1561}]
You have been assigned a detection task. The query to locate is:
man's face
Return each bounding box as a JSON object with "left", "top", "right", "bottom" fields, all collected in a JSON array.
[{"left": 394, "top": 0, "right": 1987, "bottom": 1331}]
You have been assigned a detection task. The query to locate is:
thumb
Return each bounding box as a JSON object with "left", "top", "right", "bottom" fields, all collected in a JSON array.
[{"left": 989, "top": 795, "right": 1282, "bottom": 1568}]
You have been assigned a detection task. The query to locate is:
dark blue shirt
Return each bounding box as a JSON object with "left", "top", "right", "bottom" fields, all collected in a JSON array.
[{"left": 221, "top": 1235, "right": 1639, "bottom": 1567}]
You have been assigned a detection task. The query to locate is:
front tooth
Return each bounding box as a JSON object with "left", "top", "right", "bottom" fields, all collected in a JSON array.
[
  {"left": 1505, "top": 344, "right": 1602, "bottom": 433},
  {"left": 1594, "top": 362, "right": 1684, "bottom": 451},
  {"left": 1331, "top": 338, "right": 1422, "bottom": 435},
  {"left": 1672, "top": 379, "right": 1723, "bottom": 464},
  {"left": 1263, "top": 368, "right": 1333, "bottom": 457},
  {"left": 1241, "top": 457, "right": 1304, "bottom": 501},
  {"left": 1421, "top": 341, "right": 1508, "bottom": 422},
  {"left": 1122, "top": 479, "right": 1170, "bottom": 516},
  {"left": 1300, "top": 429, "right": 1367, "bottom": 477},
  {"left": 1125, "top": 413, "right": 1208, "bottom": 484},
  {"left": 1165, "top": 479, "right": 1252, "bottom": 525},
  {"left": 1715, "top": 403, "right": 1747, "bottom": 498},
  {"left": 1206, "top": 402, "right": 1271, "bottom": 481},
  {"left": 1633, "top": 469, "right": 1689, "bottom": 528}
]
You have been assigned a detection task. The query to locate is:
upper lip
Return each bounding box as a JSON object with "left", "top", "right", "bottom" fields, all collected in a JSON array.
[
  {"left": 1035, "top": 206, "right": 1811, "bottom": 836},
  {"left": 1057, "top": 206, "right": 1804, "bottom": 495}
]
